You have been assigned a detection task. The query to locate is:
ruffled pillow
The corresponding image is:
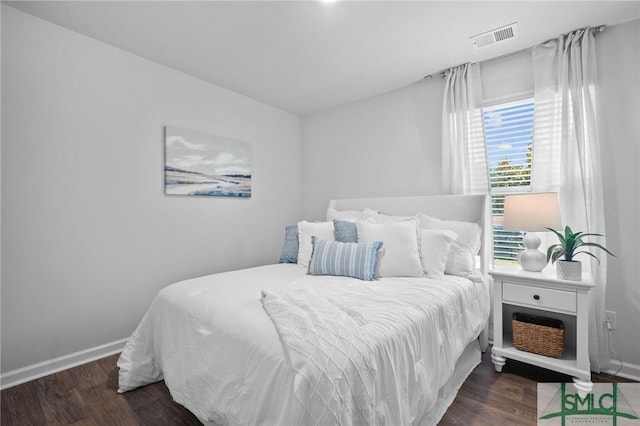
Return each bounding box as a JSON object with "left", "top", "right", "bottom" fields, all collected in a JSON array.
[
  {"left": 420, "top": 229, "right": 458, "bottom": 277},
  {"left": 417, "top": 214, "right": 481, "bottom": 277}
]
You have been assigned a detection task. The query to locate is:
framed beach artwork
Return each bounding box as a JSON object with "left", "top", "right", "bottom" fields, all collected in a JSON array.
[{"left": 164, "top": 126, "right": 252, "bottom": 198}]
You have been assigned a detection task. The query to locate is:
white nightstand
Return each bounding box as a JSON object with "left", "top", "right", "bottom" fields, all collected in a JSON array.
[{"left": 489, "top": 265, "right": 594, "bottom": 394}]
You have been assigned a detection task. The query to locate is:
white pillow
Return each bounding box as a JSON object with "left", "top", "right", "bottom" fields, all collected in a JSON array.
[
  {"left": 445, "top": 245, "right": 476, "bottom": 276},
  {"left": 363, "top": 210, "right": 413, "bottom": 223},
  {"left": 297, "top": 221, "right": 335, "bottom": 268},
  {"left": 358, "top": 220, "right": 423, "bottom": 277},
  {"left": 420, "top": 229, "right": 458, "bottom": 277},
  {"left": 417, "top": 213, "right": 482, "bottom": 277},
  {"left": 326, "top": 207, "right": 365, "bottom": 222}
]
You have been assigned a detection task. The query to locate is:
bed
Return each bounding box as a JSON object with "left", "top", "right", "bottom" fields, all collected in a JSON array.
[{"left": 118, "top": 194, "right": 492, "bottom": 425}]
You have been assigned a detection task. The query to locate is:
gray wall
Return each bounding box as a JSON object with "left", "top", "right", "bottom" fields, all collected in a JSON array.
[
  {"left": 301, "top": 19, "right": 640, "bottom": 374},
  {"left": 1, "top": 6, "right": 301, "bottom": 373},
  {"left": 301, "top": 79, "right": 445, "bottom": 220},
  {"left": 597, "top": 19, "right": 640, "bottom": 375}
]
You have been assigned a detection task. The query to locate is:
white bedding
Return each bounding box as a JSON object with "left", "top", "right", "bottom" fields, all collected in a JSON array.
[{"left": 118, "top": 263, "right": 490, "bottom": 425}]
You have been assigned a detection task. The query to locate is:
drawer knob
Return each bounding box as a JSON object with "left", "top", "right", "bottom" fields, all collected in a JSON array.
[{"left": 533, "top": 294, "right": 540, "bottom": 300}]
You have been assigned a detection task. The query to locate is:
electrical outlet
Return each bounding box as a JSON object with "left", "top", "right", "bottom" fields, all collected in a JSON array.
[{"left": 605, "top": 310, "right": 617, "bottom": 330}]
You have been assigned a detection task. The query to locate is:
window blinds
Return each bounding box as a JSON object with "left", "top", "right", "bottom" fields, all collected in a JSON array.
[{"left": 482, "top": 100, "right": 535, "bottom": 262}]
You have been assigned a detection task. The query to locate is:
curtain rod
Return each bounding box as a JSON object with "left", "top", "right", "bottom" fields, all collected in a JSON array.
[{"left": 423, "top": 24, "right": 606, "bottom": 79}]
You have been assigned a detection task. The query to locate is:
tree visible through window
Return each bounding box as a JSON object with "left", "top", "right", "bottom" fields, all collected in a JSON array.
[{"left": 483, "top": 99, "right": 535, "bottom": 264}]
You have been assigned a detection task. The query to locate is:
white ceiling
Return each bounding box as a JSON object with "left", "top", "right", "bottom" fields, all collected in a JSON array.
[{"left": 5, "top": 1, "right": 640, "bottom": 116}]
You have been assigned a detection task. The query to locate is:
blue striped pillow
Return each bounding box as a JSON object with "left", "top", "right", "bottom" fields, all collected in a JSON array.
[{"left": 308, "top": 237, "right": 383, "bottom": 281}]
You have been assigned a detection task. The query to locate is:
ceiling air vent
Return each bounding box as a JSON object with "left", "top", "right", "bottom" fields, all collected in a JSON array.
[{"left": 471, "top": 22, "right": 518, "bottom": 49}]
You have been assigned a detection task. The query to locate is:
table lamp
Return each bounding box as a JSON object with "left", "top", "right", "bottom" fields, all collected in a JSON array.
[{"left": 503, "top": 192, "right": 562, "bottom": 272}]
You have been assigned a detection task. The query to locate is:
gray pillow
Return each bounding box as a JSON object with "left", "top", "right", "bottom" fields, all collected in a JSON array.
[
  {"left": 279, "top": 225, "right": 299, "bottom": 263},
  {"left": 333, "top": 220, "right": 358, "bottom": 243}
]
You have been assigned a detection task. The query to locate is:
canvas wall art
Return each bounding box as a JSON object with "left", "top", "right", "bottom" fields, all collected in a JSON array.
[{"left": 164, "top": 126, "right": 252, "bottom": 198}]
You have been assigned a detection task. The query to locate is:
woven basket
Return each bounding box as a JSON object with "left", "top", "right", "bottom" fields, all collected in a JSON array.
[{"left": 512, "top": 312, "right": 565, "bottom": 358}]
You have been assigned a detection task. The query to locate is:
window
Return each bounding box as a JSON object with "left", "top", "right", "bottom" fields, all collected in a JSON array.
[{"left": 482, "top": 99, "right": 535, "bottom": 264}]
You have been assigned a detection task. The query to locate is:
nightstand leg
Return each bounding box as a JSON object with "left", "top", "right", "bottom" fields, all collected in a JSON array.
[
  {"left": 572, "top": 377, "right": 593, "bottom": 397},
  {"left": 491, "top": 352, "right": 506, "bottom": 372}
]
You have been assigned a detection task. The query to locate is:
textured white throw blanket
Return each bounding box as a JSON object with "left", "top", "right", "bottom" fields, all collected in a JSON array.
[{"left": 261, "top": 289, "right": 376, "bottom": 426}]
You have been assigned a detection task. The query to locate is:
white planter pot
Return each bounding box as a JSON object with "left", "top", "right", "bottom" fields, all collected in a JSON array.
[{"left": 557, "top": 260, "right": 582, "bottom": 281}]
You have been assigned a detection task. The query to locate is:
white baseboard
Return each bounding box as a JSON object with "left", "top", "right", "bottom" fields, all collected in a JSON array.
[
  {"left": 1, "top": 338, "right": 128, "bottom": 390},
  {"left": 2, "top": 338, "right": 635, "bottom": 391},
  {"left": 602, "top": 360, "right": 640, "bottom": 382}
]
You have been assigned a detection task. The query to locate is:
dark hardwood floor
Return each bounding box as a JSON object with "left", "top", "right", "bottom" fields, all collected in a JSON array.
[{"left": 1, "top": 348, "right": 634, "bottom": 425}]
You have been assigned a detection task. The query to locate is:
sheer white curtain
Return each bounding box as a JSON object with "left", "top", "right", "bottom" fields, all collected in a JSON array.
[
  {"left": 531, "top": 28, "right": 609, "bottom": 371},
  {"left": 441, "top": 63, "right": 489, "bottom": 195}
]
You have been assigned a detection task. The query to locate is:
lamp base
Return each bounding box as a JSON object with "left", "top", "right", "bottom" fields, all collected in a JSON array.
[{"left": 518, "top": 232, "right": 548, "bottom": 272}]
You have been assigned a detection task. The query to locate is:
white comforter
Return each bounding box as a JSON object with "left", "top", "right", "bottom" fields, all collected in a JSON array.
[{"left": 118, "top": 264, "right": 489, "bottom": 426}]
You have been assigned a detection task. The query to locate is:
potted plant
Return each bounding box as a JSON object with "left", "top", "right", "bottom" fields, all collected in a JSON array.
[{"left": 546, "top": 226, "right": 615, "bottom": 281}]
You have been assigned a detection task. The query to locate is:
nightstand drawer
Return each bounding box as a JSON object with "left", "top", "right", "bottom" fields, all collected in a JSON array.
[{"left": 503, "top": 282, "right": 576, "bottom": 313}]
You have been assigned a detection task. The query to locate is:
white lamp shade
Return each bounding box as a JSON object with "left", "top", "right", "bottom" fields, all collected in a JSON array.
[{"left": 503, "top": 192, "right": 562, "bottom": 232}]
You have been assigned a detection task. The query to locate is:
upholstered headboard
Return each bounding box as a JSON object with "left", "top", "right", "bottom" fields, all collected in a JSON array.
[{"left": 329, "top": 194, "right": 492, "bottom": 276}]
